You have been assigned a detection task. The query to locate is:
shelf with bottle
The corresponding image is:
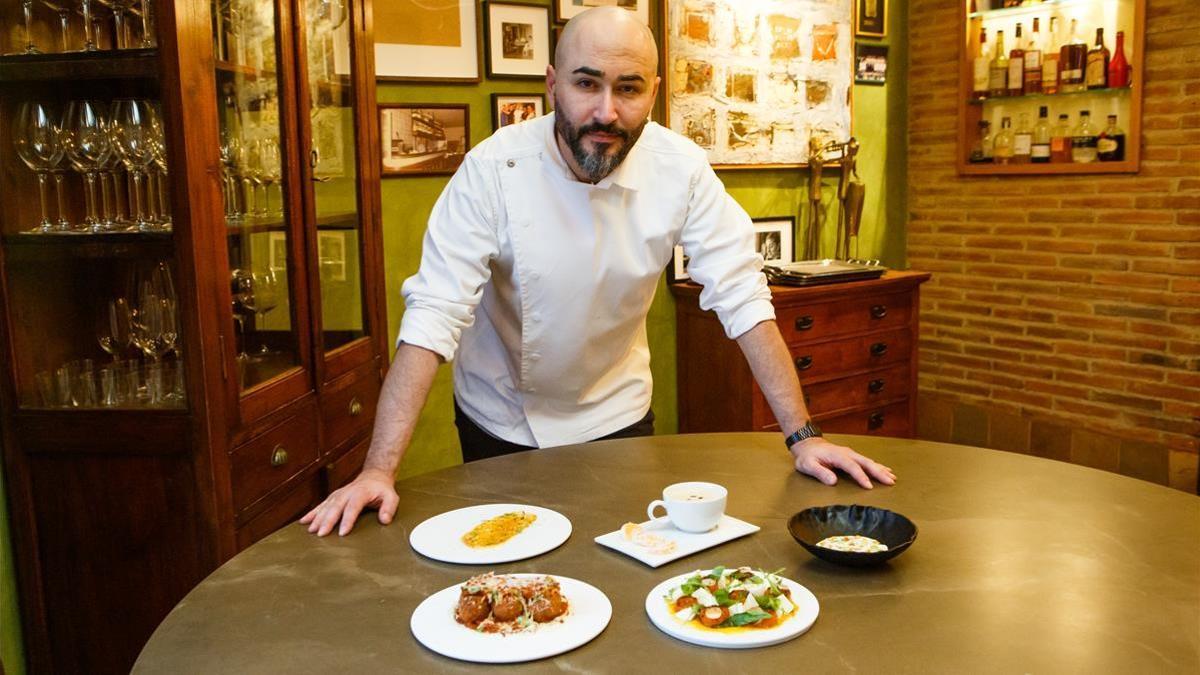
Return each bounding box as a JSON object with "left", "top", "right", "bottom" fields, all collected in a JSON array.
[
  {"left": 968, "top": 84, "right": 1130, "bottom": 105},
  {"left": 968, "top": 0, "right": 1119, "bottom": 20}
]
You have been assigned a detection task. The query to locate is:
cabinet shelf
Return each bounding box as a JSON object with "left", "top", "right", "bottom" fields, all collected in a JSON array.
[
  {"left": 968, "top": 85, "right": 1133, "bottom": 105},
  {"left": 968, "top": 0, "right": 1117, "bottom": 20},
  {"left": 2, "top": 230, "right": 172, "bottom": 260},
  {"left": 958, "top": 159, "right": 1137, "bottom": 175},
  {"left": 0, "top": 48, "right": 157, "bottom": 82}
]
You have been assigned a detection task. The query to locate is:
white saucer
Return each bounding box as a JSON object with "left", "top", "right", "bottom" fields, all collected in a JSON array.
[{"left": 593, "top": 515, "right": 760, "bottom": 567}]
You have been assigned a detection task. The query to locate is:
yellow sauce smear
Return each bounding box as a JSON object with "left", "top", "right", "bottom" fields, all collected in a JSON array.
[{"left": 462, "top": 511, "right": 537, "bottom": 548}]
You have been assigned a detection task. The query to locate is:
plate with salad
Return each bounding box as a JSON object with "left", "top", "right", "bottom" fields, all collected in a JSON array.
[{"left": 644, "top": 566, "right": 819, "bottom": 648}]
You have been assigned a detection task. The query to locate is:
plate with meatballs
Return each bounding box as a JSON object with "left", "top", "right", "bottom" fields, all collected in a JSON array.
[
  {"left": 409, "top": 503, "right": 572, "bottom": 564},
  {"left": 644, "top": 566, "right": 819, "bottom": 648},
  {"left": 410, "top": 573, "right": 612, "bottom": 663}
]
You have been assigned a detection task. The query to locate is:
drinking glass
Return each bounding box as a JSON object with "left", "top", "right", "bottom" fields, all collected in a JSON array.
[
  {"left": 41, "top": 0, "right": 73, "bottom": 52},
  {"left": 109, "top": 0, "right": 136, "bottom": 49},
  {"left": 79, "top": 0, "right": 99, "bottom": 51},
  {"left": 240, "top": 139, "right": 264, "bottom": 217},
  {"left": 219, "top": 132, "right": 243, "bottom": 221},
  {"left": 258, "top": 137, "right": 282, "bottom": 216},
  {"left": 99, "top": 366, "right": 120, "bottom": 407},
  {"left": 34, "top": 371, "right": 57, "bottom": 407},
  {"left": 138, "top": 0, "right": 155, "bottom": 47},
  {"left": 97, "top": 297, "right": 133, "bottom": 361},
  {"left": 12, "top": 102, "right": 65, "bottom": 233},
  {"left": 20, "top": 0, "right": 42, "bottom": 54},
  {"left": 60, "top": 100, "right": 111, "bottom": 232},
  {"left": 109, "top": 99, "right": 156, "bottom": 231},
  {"left": 149, "top": 109, "right": 171, "bottom": 228}
]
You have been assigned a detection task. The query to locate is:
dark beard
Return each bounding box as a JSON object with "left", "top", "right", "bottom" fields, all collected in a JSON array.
[{"left": 554, "top": 104, "right": 646, "bottom": 182}]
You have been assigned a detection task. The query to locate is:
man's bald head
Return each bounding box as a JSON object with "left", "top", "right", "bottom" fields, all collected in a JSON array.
[{"left": 554, "top": 6, "right": 659, "bottom": 75}]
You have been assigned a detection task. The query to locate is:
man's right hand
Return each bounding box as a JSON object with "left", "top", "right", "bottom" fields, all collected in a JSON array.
[{"left": 300, "top": 468, "right": 400, "bottom": 537}]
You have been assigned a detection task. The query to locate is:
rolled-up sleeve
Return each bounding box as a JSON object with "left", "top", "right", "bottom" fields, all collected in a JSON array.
[
  {"left": 398, "top": 154, "right": 501, "bottom": 361},
  {"left": 679, "top": 163, "right": 775, "bottom": 339}
]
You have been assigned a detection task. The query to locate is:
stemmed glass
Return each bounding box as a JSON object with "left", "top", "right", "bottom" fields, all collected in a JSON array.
[
  {"left": 41, "top": 0, "right": 72, "bottom": 52},
  {"left": 97, "top": 297, "right": 133, "bottom": 361},
  {"left": 60, "top": 100, "right": 111, "bottom": 233},
  {"left": 108, "top": 0, "right": 137, "bottom": 49},
  {"left": 79, "top": 0, "right": 99, "bottom": 51},
  {"left": 240, "top": 139, "right": 264, "bottom": 217},
  {"left": 258, "top": 137, "right": 282, "bottom": 216},
  {"left": 19, "top": 0, "right": 42, "bottom": 54},
  {"left": 12, "top": 102, "right": 65, "bottom": 233},
  {"left": 109, "top": 99, "right": 156, "bottom": 232},
  {"left": 219, "top": 130, "right": 243, "bottom": 222},
  {"left": 148, "top": 109, "right": 171, "bottom": 228},
  {"left": 138, "top": 0, "right": 155, "bottom": 47}
]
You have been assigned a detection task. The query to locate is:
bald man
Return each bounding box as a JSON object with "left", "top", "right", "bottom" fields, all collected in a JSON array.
[{"left": 301, "top": 8, "right": 895, "bottom": 537}]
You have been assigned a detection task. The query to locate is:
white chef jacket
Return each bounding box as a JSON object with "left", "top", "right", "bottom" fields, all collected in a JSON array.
[{"left": 399, "top": 113, "right": 774, "bottom": 448}]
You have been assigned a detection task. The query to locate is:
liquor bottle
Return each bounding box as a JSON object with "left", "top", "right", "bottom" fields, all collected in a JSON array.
[
  {"left": 969, "top": 120, "right": 994, "bottom": 163},
  {"left": 1008, "top": 23, "right": 1026, "bottom": 96},
  {"left": 994, "top": 116, "right": 1015, "bottom": 164},
  {"left": 1108, "top": 30, "right": 1130, "bottom": 88},
  {"left": 1059, "top": 19, "right": 1087, "bottom": 93},
  {"left": 1012, "top": 112, "right": 1033, "bottom": 163},
  {"left": 1050, "top": 113, "right": 1073, "bottom": 162},
  {"left": 1031, "top": 105, "right": 1052, "bottom": 163},
  {"left": 1023, "top": 18, "right": 1044, "bottom": 94},
  {"left": 1097, "top": 114, "right": 1126, "bottom": 161},
  {"left": 1042, "top": 16, "right": 1061, "bottom": 95},
  {"left": 973, "top": 27, "right": 990, "bottom": 100},
  {"left": 1071, "top": 109, "right": 1098, "bottom": 163},
  {"left": 989, "top": 30, "right": 1009, "bottom": 98},
  {"left": 1086, "top": 28, "right": 1110, "bottom": 89}
]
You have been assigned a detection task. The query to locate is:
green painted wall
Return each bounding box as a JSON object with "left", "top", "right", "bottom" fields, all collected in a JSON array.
[
  {"left": 1, "top": 456, "right": 24, "bottom": 675},
  {"left": 386, "top": 0, "right": 908, "bottom": 479}
]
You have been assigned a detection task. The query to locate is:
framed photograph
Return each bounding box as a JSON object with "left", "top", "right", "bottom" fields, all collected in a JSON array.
[
  {"left": 491, "top": 93, "right": 548, "bottom": 131},
  {"left": 268, "top": 231, "right": 288, "bottom": 272},
  {"left": 664, "top": 0, "right": 854, "bottom": 168},
  {"left": 375, "top": 0, "right": 481, "bottom": 82},
  {"left": 318, "top": 231, "right": 347, "bottom": 282},
  {"left": 485, "top": 2, "right": 552, "bottom": 79},
  {"left": 753, "top": 216, "right": 795, "bottom": 266},
  {"left": 379, "top": 104, "right": 470, "bottom": 177},
  {"left": 855, "top": 43, "right": 887, "bottom": 85},
  {"left": 554, "top": 0, "right": 650, "bottom": 26},
  {"left": 668, "top": 245, "right": 690, "bottom": 283},
  {"left": 854, "top": 0, "right": 887, "bottom": 39}
]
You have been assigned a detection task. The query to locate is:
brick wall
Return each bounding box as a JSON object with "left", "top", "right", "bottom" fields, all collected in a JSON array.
[{"left": 906, "top": 0, "right": 1200, "bottom": 493}]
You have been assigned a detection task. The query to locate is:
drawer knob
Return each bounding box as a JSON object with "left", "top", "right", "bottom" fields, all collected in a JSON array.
[
  {"left": 870, "top": 342, "right": 888, "bottom": 357},
  {"left": 868, "top": 378, "right": 885, "bottom": 393},
  {"left": 794, "top": 315, "right": 814, "bottom": 331},
  {"left": 349, "top": 397, "right": 363, "bottom": 416},
  {"left": 794, "top": 355, "right": 813, "bottom": 371},
  {"left": 868, "top": 412, "right": 885, "bottom": 430},
  {"left": 870, "top": 304, "right": 888, "bottom": 319},
  {"left": 270, "top": 445, "right": 289, "bottom": 467}
]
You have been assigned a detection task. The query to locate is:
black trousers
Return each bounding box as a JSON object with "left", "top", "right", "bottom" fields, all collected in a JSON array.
[{"left": 455, "top": 400, "right": 655, "bottom": 463}]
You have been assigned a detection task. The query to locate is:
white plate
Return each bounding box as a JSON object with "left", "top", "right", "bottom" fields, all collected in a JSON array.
[
  {"left": 410, "top": 574, "right": 612, "bottom": 664},
  {"left": 594, "top": 515, "right": 760, "bottom": 567},
  {"left": 409, "top": 504, "right": 572, "bottom": 565},
  {"left": 644, "top": 569, "right": 819, "bottom": 649}
]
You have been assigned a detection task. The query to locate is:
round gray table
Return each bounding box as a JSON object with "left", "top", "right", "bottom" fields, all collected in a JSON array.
[{"left": 134, "top": 434, "right": 1200, "bottom": 673}]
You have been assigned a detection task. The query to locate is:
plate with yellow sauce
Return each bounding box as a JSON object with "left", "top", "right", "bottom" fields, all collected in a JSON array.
[{"left": 409, "top": 504, "right": 572, "bottom": 564}]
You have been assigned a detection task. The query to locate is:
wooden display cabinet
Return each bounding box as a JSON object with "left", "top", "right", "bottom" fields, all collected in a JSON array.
[
  {"left": 0, "top": 0, "right": 388, "bottom": 671},
  {"left": 957, "top": 0, "right": 1145, "bottom": 175}
]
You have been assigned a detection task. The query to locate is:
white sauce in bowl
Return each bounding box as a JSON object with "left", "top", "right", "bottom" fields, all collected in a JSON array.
[{"left": 815, "top": 535, "right": 888, "bottom": 553}]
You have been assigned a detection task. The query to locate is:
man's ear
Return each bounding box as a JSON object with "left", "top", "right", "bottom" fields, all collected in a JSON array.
[{"left": 546, "top": 64, "right": 557, "bottom": 99}]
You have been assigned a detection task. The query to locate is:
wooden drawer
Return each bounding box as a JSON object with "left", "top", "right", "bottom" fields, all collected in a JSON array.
[
  {"left": 231, "top": 411, "right": 319, "bottom": 514},
  {"left": 321, "top": 363, "right": 381, "bottom": 454},
  {"left": 235, "top": 476, "right": 321, "bottom": 550},
  {"left": 325, "top": 436, "right": 370, "bottom": 491},
  {"left": 817, "top": 400, "right": 912, "bottom": 437},
  {"left": 776, "top": 290, "right": 912, "bottom": 345},
  {"left": 788, "top": 328, "right": 912, "bottom": 382},
  {"left": 802, "top": 362, "right": 912, "bottom": 415}
]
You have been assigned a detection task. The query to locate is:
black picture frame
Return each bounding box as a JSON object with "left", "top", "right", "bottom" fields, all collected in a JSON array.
[
  {"left": 379, "top": 104, "right": 471, "bottom": 177},
  {"left": 855, "top": 44, "right": 888, "bottom": 85},
  {"left": 855, "top": 0, "right": 887, "bottom": 39},
  {"left": 485, "top": 1, "right": 552, "bottom": 80}
]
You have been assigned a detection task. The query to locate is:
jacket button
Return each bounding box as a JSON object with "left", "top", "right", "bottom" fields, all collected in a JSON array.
[{"left": 506, "top": 159, "right": 516, "bottom": 168}]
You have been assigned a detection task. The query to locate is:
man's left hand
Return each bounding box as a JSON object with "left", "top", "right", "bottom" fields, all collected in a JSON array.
[{"left": 790, "top": 437, "right": 896, "bottom": 489}]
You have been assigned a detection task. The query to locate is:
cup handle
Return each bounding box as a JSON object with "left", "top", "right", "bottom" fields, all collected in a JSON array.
[{"left": 647, "top": 500, "right": 668, "bottom": 522}]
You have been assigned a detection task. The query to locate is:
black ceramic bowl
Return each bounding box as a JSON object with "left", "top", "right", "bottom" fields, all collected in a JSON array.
[{"left": 788, "top": 505, "right": 917, "bottom": 567}]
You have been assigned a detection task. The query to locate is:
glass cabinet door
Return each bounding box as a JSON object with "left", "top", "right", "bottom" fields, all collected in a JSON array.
[
  {"left": 302, "top": 0, "right": 367, "bottom": 353},
  {"left": 212, "top": 0, "right": 302, "bottom": 390}
]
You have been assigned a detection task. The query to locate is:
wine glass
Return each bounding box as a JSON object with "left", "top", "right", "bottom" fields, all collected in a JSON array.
[
  {"left": 79, "top": 0, "right": 99, "bottom": 51},
  {"left": 108, "top": 0, "right": 137, "bottom": 49},
  {"left": 19, "top": 0, "right": 42, "bottom": 54},
  {"left": 138, "top": 0, "right": 155, "bottom": 47},
  {"left": 97, "top": 297, "right": 133, "bottom": 361},
  {"left": 12, "top": 102, "right": 65, "bottom": 233},
  {"left": 40, "top": 0, "right": 72, "bottom": 52},
  {"left": 108, "top": 99, "right": 156, "bottom": 231},
  {"left": 258, "top": 137, "right": 282, "bottom": 216},
  {"left": 149, "top": 108, "right": 171, "bottom": 228},
  {"left": 60, "top": 100, "right": 111, "bottom": 232},
  {"left": 218, "top": 130, "right": 243, "bottom": 222},
  {"left": 240, "top": 139, "right": 265, "bottom": 217}
]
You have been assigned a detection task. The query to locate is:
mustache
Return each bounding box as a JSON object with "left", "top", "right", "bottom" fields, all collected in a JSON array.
[{"left": 576, "top": 121, "right": 629, "bottom": 142}]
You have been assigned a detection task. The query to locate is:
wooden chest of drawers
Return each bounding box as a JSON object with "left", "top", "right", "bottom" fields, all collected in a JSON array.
[{"left": 672, "top": 270, "right": 930, "bottom": 437}]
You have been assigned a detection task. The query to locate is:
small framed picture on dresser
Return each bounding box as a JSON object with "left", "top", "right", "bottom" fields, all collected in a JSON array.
[
  {"left": 752, "top": 216, "right": 795, "bottom": 266},
  {"left": 668, "top": 245, "right": 690, "bottom": 283}
]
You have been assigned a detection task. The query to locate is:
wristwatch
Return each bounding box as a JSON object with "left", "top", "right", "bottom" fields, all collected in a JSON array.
[{"left": 784, "top": 420, "right": 823, "bottom": 450}]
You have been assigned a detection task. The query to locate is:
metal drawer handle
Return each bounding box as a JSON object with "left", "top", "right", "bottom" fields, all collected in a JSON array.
[
  {"left": 868, "top": 412, "right": 885, "bottom": 430},
  {"left": 270, "top": 445, "right": 289, "bottom": 467},
  {"left": 868, "top": 378, "right": 885, "bottom": 393},
  {"left": 349, "top": 397, "right": 363, "bottom": 416},
  {"left": 870, "top": 342, "right": 888, "bottom": 357},
  {"left": 870, "top": 304, "right": 887, "bottom": 319},
  {"left": 794, "top": 355, "right": 813, "bottom": 371},
  {"left": 794, "top": 315, "right": 814, "bottom": 331}
]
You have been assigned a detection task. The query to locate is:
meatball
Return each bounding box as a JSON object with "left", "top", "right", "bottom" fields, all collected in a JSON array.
[
  {"left": 492, "top": 589, "right": 525, "bottom": 622},
  {"left": 529, "top": 588, "right": 568, "bottom": 623},
  {"left": 455, "top": 591, "right": 491, "bottom": 627}
]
